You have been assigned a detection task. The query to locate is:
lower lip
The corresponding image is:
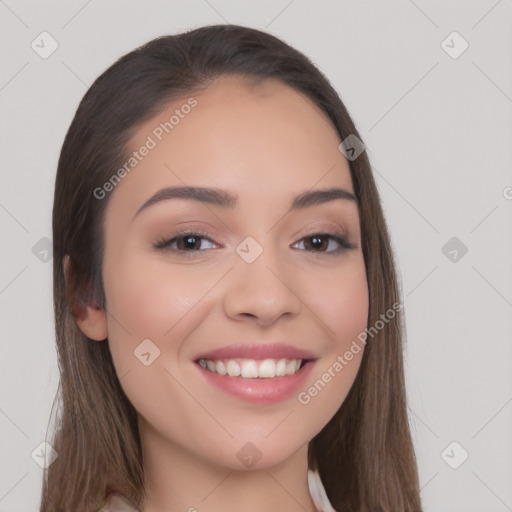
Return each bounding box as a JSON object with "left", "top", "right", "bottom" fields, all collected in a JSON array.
[{"left": 195, "top": 360, "right": 316, "bottom": 405}]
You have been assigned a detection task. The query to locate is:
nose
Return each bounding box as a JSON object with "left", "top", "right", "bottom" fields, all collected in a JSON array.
[{"left": 223, "top": 245, "right": 302, "bottom": 327}]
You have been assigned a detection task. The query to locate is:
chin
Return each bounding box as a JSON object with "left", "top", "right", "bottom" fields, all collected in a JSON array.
[{"left": 204, "top": 438, "right": 307, "bottom": 472}]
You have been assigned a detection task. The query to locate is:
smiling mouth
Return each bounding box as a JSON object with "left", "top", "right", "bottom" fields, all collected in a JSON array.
[{"left": 196, "top": 357, "right": 309, "bottom": 379}]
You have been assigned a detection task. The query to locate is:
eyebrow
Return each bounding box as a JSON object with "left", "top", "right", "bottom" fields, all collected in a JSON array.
[{"left": 133, "top": 185, "right": 357, "bottom": 219}]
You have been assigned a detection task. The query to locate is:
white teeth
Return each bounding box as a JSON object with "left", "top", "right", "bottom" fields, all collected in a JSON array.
[
  {"left": 258, "top": 359, "right": 276, "bottom": 378},
  {"left": 286, "top": 360, "right": 297, "bottom": 375},
  {"left": 241, "top": 360, "right": 259, "bottom": 378},
  {"left": 215, "top": 360, "right": 227, "bottom": 375},
  {"left": 275, "top": 359, "right": 287, "bottom": 376},
  {"left": 198, "top": 357, "right": 304, "bottom": 378},
  {"left": 226, "top": 360, "right": 241, "bottom": 377}
]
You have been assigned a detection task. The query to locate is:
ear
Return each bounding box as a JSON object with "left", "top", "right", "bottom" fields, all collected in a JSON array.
[{"left": 63, "top": 254, "right": 108, "bottom": 342}]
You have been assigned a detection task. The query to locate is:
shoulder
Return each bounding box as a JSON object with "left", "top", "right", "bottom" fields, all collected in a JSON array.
[{"left": 98, "top": 492, "right": 140, "bottom": 512}]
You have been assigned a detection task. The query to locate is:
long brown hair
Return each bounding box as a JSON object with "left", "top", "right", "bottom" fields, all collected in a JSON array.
[{"left": 42, "top": 24, "right": 422, "bottom": 512}]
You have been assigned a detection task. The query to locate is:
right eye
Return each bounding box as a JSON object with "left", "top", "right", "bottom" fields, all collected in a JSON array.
[{"left": 153, "top": 230, "right": 220, "bottom": 256}]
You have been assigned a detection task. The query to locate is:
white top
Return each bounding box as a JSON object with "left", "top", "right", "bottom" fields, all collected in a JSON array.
[
  {"left": 307, "top": 469, "right": 338, "bottom": 512},
  {"left": 99, "top": 469, "right": 337, "bottom": 511}
]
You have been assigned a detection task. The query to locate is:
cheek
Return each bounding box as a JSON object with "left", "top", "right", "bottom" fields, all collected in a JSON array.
[
  {"left": 294, "top": 257, "right": 368, "bottom": 423},
  {"left": 101, "top": 257, "right": 214, "bottom": 426},
  {"left": 332, "top": 269, "right": 369, "bottom": 349},
  {"left": 304, "top": 256, "right": 369, "bottom": 348},
  {"left": 104, "top": 256, "right": 213, "bottom": 339},
  {"left": 101, "top": 255, "right": 215, "bottom": 390}
]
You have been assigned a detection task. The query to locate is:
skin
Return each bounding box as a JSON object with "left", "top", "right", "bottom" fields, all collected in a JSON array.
[{"left": 74, "top": 75, "right": 369, "bottom": 512}]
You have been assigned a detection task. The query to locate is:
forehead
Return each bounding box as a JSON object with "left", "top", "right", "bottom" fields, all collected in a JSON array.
[{"left": 105, "top": 75, "right": 354, "bottom": 218}]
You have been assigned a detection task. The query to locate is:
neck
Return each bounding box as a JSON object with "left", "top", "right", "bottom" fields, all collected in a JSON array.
[{"left": 138, "top": 420, "right": 320, "bottom": 512}]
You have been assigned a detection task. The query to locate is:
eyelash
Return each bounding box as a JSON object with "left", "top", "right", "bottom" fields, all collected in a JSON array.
[{"left": 153, "top": 229, "right": 357, "bottom": 258}]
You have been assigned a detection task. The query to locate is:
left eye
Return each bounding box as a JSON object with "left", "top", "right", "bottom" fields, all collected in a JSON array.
[{"left": 292, "top": 233, "right": 355, "bottom": 254}]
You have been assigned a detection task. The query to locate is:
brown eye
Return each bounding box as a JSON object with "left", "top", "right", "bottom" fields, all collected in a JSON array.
[
  {"left": 292, "top": 232, "right": 355, "bottom": 255},
  {"left": 303, "top": 235, "right": 329, "bottom": 251},
  {"left": 175, "top": 235, "right": 203, "bottom": 251},
  {"left": 153, "top": 230, "right": 218, "bottom": 254}
]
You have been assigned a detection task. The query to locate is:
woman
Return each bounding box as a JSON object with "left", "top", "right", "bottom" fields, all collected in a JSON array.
[{"left": 41, "top": 24, "right": 423, "bottom": 512}]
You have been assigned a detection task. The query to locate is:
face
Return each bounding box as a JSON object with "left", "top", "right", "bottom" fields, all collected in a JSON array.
[{"left": 97, "top": 75, "right": 368, "bottom": 470}]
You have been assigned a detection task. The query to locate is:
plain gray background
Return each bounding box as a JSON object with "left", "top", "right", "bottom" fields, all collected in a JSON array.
[{"left": 1, "top": 1, "right": 511, "bottom": 510}]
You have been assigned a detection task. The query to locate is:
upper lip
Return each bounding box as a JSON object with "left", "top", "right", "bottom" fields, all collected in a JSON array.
[{"left": 194, "top": 343, "right": 318, "bottom": 361}]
